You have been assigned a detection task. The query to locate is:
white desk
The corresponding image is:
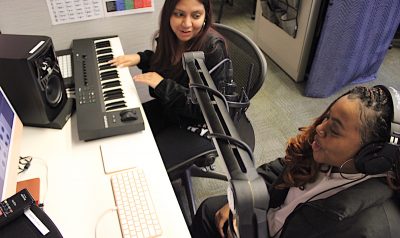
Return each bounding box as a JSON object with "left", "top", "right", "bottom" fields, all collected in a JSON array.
[{"left": 17, "top": 104, "right": 191, "bottom": 237}]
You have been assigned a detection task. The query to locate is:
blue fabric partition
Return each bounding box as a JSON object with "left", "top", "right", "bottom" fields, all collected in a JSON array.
[{"left": 305, "top": 0, "right": 400, "bottom": 98}]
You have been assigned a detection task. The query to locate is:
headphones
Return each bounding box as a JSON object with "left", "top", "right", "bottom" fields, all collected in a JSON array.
[{"left": 354, "top": 85, "right": 400, "bottom": 175}]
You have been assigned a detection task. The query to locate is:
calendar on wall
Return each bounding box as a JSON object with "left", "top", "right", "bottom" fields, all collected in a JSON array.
[{"left": 46, "top": 0, "right": 154, "bottom": 25}]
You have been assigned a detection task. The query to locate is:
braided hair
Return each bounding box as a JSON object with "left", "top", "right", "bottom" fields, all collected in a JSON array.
[
  {"left": 349, "top": 86, "right": 392, "bottom": 145},
  {"left": 279, "top": 86, "right": 400, "bottom": 190}
]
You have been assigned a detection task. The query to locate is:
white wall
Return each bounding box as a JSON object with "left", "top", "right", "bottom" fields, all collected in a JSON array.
[{"left": 0, "top": 0, "right": 164, "bottom": 101}]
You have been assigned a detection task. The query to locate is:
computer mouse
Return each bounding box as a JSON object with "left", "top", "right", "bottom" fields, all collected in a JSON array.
[{"left": 120, "top": 109, "right": 138, "bottom": 122}]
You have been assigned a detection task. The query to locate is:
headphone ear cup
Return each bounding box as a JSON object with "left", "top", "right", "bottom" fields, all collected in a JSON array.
[{"left": 354, "top": 142, "right": 397, "bottom": 174}]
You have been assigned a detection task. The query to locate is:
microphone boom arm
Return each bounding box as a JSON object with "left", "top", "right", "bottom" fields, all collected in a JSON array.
[{"left": 183, "top": 52, "right": 269, "bottom": 238}]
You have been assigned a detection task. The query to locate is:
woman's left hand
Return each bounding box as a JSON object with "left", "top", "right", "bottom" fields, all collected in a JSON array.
[{"left": 133, "top": 72, "right": 163, "bottom": 89}]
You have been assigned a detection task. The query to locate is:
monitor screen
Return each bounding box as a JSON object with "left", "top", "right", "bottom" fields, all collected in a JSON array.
[{"left": 0, "top": 86, "right": 23, "bottom": 201}]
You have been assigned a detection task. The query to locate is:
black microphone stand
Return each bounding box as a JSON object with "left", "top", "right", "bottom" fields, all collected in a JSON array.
[{"left": 183, "top": 52, "right": 269, "bottom": 238}]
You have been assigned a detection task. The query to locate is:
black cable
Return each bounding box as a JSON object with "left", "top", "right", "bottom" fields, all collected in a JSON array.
[
  {"left": 207, "top": 132, "right": 255, "bottom": 163},
  {"left": 18, "top": 156, "right": 32, "bottom": 174},
  {"left": 189, "top": 83, "right": 230, "bottom": 112},
  {"left": 228, "top": 92, "right": 250, "bottom": 109},
  {"left": 209, "top": 58, "right": 231, "bottom": 74}
]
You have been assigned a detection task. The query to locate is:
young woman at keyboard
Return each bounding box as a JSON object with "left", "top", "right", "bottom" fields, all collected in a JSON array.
[{"left": 109, "top": 0, "right": 229, "bottom": 136}]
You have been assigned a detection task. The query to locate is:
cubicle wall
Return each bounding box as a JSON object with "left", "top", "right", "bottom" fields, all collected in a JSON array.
[
  {"left": 0, "top": 0, "right": 163, "bottom": 102},
  {"left": 254, "top": 0, "right": 324, "bottom": 82}
]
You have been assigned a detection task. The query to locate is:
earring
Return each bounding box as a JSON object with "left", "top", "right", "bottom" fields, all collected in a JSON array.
[{"left": 203, "top": 21, "right": 206, "bottom": 27}]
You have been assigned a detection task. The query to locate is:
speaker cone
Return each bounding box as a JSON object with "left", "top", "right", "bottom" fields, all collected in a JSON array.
[{"left": 46, "top": 74, "right": 63, "bottom": 107}]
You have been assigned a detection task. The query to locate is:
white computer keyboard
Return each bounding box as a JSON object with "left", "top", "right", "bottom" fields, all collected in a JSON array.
[
  {"left": 57, "top": 54, "right": 72, "bottom": 78},
  {"left": 111, "top": 168, "right": 162, "bottom": 238}
]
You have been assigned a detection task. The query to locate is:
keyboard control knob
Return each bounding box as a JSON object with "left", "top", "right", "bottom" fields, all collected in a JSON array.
[{"left": 120, "top": 109, "right": 138, "bottom": 122}]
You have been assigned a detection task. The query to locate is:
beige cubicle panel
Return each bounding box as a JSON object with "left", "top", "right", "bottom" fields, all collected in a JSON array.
[{"left": 254, "top": 0, "right": 323, "bottom": 82}]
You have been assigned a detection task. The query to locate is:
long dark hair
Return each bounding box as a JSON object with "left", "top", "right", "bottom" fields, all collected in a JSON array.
[
  {"left": 278, "top": 86, "right": 399, "bottom": 190},
  {"left": 150, "top": 0, "right": 213, "bottom": 75}
]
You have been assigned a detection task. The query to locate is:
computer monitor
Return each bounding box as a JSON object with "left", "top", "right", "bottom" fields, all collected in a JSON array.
[{"left": 0, "top": 86, "right": 23, "bottom": 201}]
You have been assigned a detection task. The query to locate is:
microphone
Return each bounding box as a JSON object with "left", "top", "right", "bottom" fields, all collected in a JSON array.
[
  {"left": 190, "top": 57, "right": 250, "bottom": 122},
  {"left": 219, "top": 60, "right": 239, "bottom": 102},
  {"left": 217, "top": 60, "right": 250, "bottom": 122}
]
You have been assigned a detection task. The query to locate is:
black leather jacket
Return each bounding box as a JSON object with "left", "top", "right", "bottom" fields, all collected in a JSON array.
[
  {"left": 257, "top": 159, "right": 400, "bottom": 237},
  {"left": 136, "top": 31, "right": 229, "bottom": 126}
]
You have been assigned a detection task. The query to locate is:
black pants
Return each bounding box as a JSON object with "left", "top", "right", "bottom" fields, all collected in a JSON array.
[
  {"left": 190, "top": 195, "right": 228, "bottom": 238},
  {"left": 142, "top": 99, "right": 173, "bottom": 136},
  {"left": 143, "top": 99, "right": 214, "bottom": 169}
]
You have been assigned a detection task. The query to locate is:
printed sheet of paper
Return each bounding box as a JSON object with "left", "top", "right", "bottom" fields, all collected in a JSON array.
[
  {"left": 46, "top": 0, "right": 104, "bottom": 25},
  {"left": 46, "top": 0, "right": 154, "bottom": 25}
]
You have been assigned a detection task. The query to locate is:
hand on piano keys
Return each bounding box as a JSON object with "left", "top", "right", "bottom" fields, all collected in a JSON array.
[
  {"left": 105, "top": 42, "right": 164, "bottom": 89},
  {"left": 94, "top": 37, "right": 141, "bottom": 112},
  {"left": 108, "top": 54, "right": 140, "bottom": 68},
  {"left": 132, "top": 72, "right": 164, "bottom": 89}
]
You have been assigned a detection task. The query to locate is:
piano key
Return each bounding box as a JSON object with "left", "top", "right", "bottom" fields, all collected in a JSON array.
[
  {"left": 99, "top": 64, "right": 115, "bottom": 71},
  {"left": 101, "top": 74, "right": 119, "bottom": 81},
  {"left": 105, "top": 100, "right": 127, "bottom": 110},
  {"left": 104, "top": 90, "right": 124, "bottom": 100},
  {"left": 102, "top": 80, "right": 122, "bottom": 89},
  {"left": 95, "top": 40, "right": 111, "bottom": 49},
  {"left": 98, "top": 67, "right": 118, "bottom": 73},
  {"left": 98, "top": 58, "right": 110, "bottom": 64},
  {"left": 103, "top": 96, "right": 126, "bottom": 106},
  {"left": 98, "top": 54, "right": 114, "bottom": 61},
  {"left": 98, "top": 55, "right": 114, "bottom": 63},
  {"left": 96, "top": 48, "right": 113, "bottom": 55},
  {"left": 105, "top": 99, "right": 126, "bottom": 107},
  {"left": 104, "top": 93, "right": 124, "bottom": 102},
  {"left": 100, "top": 73, "right": 119, "bottom": 81},
  {"left": 104, "top": 88, "right": 123, "bottom": 95},
  {"left": 100, "top": 70, "right": 118, "bottom": 77},
  {"left": 106, "top": 104, "right": 127, "bottom": 111},
  {"left": 102, "top": 89, "right": 123, "bottom": 98}
]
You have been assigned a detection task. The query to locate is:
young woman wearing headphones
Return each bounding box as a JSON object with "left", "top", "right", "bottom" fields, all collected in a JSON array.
[{"left": 191, "top": 85, "right": 400, "bottom": 238}]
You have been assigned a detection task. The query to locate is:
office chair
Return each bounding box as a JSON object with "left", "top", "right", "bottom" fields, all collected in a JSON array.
[{"left": 155, "top": 23, "right": 267, "bottom": 224}]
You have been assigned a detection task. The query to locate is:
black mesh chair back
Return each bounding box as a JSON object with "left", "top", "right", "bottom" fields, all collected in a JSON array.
[{"left": 213, "top": 23, "right": 267, "bottom": 100}]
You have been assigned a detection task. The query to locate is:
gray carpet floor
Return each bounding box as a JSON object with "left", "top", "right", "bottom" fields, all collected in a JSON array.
[{"left": 172, "top": 0, "right": 400, "bottom": 225}]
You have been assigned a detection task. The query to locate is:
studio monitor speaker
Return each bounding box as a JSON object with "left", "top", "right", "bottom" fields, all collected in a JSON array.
[{"left": 0, "top": 34, "right": 71, "bottom": 129}]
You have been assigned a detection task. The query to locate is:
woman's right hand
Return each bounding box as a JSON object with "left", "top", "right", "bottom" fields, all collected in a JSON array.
[
  {"left": 108, "top": 54, "right": 140, "bottom": 68},
  {"left": 215, "top": 203, "right": 230, "bottom": 238}
]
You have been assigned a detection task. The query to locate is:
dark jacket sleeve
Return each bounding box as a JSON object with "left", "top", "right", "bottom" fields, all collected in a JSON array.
[
  {"left": 138, "top": 36, "right": 229, "bottom": 124},
  {"left": 137, "top": 50, "right": 154, "bottom": 72},
  {"left": 280, "top": 178, "right": 398, "bottom": 238},
  {"left": 257, "top": 158, "right": 285, "bottom": 187},
  {"left": 257, "top": 158, "right": 289, "bottom": 208}
]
